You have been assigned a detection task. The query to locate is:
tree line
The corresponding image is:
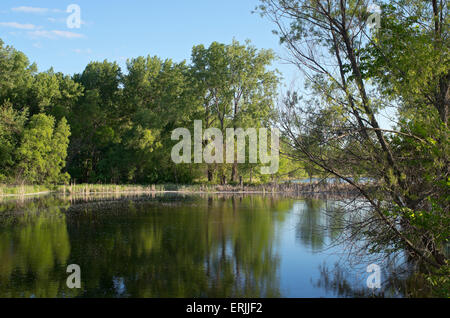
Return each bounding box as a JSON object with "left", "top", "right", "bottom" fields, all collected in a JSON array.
[{"left": 0, "top": 39, "right": 304, "bottom": 185}]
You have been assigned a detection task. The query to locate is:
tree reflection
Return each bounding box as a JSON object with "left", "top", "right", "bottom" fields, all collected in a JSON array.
[
  {"left": 67, "top": 195, "right": 293, "bottom": 297},
  {"left": 0, "top": 194, "right": 293, "bottom": 297},
  {"left": 313, "top": 261, "right": 432, "bottom": 298},
  {"left": 295, "top": 198, "right": 347, "bottom": 252},
  {"left": 0, "top": 197, "right": 78, "bottom": 297},
  {"left": 295, "top": 198, "right": 326, "bottom": 251}
]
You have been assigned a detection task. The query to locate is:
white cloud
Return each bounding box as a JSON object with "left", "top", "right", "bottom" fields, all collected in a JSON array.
[
  {"left": 0, "top": 22, "right": 36, "bottom": 29},
  {"left": 47, "top": 17, "right": 64, "bottom": 23},
  {"left": 52, "top": 30, "right": 84, "bottom": 38},
  {"left": 28, "top": 30, "right": 84, "bottom": 39},
  {"left": 12, "top": 6, "right": 49, "bottom": 14},
  {"left": 28, "top": 30, "right": 52, "bottom": 38},
  {"left": 48, "top": 17, "right": 89, "bottom": 26},
  {"left": 73, "top": 48, "right": 92, "bottom": 54},
  {"left": 11, "top": 6, "right": 64, "bottom": 14}
]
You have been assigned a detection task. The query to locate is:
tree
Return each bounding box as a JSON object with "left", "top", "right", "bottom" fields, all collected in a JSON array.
[
  {"left": 0, "top": 101, "right": 27, "bottom": 182},
  {"left": 0, "top": 39, "right": 36, "bottom": 111},
  {"left": 0, "top": 39, "right": 80, "bottom": 184},
  {"left": 16, "top": 114, "right": 71, "bottom": 184},
  {"left": 68, "top": 60, "right": 123, "bottom": 183},
  {"left": 191, "top": 42, "right": 232, "bottom": 182},
  {"left": 227, "top": 40, "right": 279, "bottom": 182},
  {"left": 258, "top": 0, "right": 448, "bottom": 268},
  {"left": 47, "top": 117, "right": 71, "bottom": 184},
  {"left": 28, "top": 69, "right": 83, "bottom": 118},
  {"left": 123, "top": 55, "right": 197, "bottom": 183},
  {"left": 190, "top": 40, "right": 280, "bottom": 183}
]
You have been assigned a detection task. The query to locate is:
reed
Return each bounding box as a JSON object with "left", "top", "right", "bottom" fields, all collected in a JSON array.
[{"left": 0, "top": 181, "right": 369, "bottom": 197}]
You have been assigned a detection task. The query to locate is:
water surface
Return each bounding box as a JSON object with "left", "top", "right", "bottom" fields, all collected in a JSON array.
[{"left": 0, "top": 194, "right": 404, "bottom": 297}]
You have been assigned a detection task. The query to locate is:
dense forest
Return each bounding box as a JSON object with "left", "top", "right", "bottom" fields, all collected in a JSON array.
[{"left": 0, "top": 39, "right": 303, "bottom": 185}]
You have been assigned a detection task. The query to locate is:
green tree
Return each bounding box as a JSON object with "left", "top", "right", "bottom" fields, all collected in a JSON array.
[
  {"left": 0, "top": 101, "right": 27, "bottom": 182},
  {"left": 16, "top": 114, "right": 71, "bottom": 184},
  {"left": 123, "top": 56, "right": 196, "bottom": 183},
  {"left": 258, "top": 0, "right": 449, "bottom": 269},
  {"left": 191, "top": 42, "right": 231, "bottom": 182},
  {"left": 190, "top": 40, "right": 279, "bottom": 183},
  {"left": 47, "top": 117, "right": 71, "bottom": 184},
  {"left": 28, "top": 69, "right": 83, "bottom": 118},
  {"left": 0, "top": 39, "right": 36, "bottom": 110},
  {"left": 68, "top": 60, "right": 123, "bottom": 183}
]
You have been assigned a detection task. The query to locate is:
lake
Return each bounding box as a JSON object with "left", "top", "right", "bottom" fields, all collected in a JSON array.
[{"left": 0, "top": 193, "right": 413, "bottom": 297}]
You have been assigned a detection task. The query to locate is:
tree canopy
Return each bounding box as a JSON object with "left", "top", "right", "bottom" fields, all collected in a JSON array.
[
  {"left": 257, "top": 0, "right": 449, "bottom": 269},
  {"left": 0, "top": 38, "right": 301, "bottom": 185}
]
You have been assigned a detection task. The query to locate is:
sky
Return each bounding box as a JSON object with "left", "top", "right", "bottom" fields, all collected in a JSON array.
[{"left": 0, "top": 0, "right": 300, "bottom": 88}]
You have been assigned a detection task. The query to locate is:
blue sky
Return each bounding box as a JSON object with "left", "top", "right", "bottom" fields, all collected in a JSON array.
[{"left": 0, "top": 0, "right": 300, "bottom": 88}]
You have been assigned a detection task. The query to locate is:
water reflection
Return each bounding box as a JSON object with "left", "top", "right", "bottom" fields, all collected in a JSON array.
[
  {"left": 294, "top": 199, "right": 347, "bottom": 252},
  {"left": 295, "top": 199, "right": 327, "bottom": 251},
  {"left": 313, "top": 261, "right": 431, "bottom": 298},
  {"left": 0, "top": 194, "right": 293, "bottom": 297},
  {"left": 0, "top": 194, "right": 420, "bottom": 298},
  {"left": 0, "top": 197, "right": 73, "bottom": 297}
]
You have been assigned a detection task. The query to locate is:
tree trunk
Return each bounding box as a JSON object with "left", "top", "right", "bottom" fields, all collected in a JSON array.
[
  {"left": 231, "top": 162, "right": 238, "bottom": 182},
  {"left": 207, "top": 166, "right": 213, "bottom": 182}
]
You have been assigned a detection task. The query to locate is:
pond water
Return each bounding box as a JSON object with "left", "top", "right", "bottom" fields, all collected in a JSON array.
[{"left": 0, "top": 194, "right": 411, "bottom": 298}]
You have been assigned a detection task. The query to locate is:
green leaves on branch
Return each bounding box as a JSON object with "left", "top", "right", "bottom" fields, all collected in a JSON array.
[{"left": 17, "top": 115, "right": 71, "bottom": 185}]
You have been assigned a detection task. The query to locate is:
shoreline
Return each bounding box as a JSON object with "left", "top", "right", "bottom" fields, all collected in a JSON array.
[{"left": 0, "top": 182, "right": 365, "bottom": 198}]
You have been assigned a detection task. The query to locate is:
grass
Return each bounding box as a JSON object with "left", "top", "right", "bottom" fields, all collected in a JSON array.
[
  {"left": 0, "top": 184, "right": 53, "bottom": 196},
  {"left": 0, "top": 183, "right": 212, "bottom": 196},
  {"left": 0, "top": 181, "right": 360, "bottom": 197}
]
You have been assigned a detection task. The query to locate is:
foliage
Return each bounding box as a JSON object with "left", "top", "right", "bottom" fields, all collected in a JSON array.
[
  {"left": 257, "top": 0, "right": 449, "bottom": 269},
  {"left": 16, "top": 114, "right": 71, "bottom": 185},
  {"left": 0, "top": 37, "right": 294, "bottom": 185},
  {"left": 0, "top": 101, "right": 27, "bottom": 182},
  {"left": 190, "top": 40, "right": 280, "bottom": 183},
  {"left": 426, "top": 262, "right": 450, "bottom": 298}
]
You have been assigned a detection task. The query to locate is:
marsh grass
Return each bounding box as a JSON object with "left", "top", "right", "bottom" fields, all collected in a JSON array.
[
  {"left": 0, "top": 181, "right": 362, "bottom": 198},
  {"left": 0, "top": 184, "right": 52, "bottom": 196}
]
